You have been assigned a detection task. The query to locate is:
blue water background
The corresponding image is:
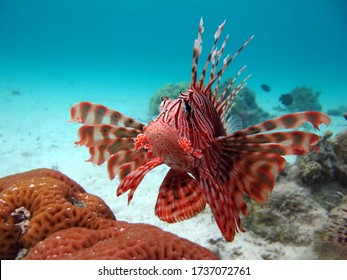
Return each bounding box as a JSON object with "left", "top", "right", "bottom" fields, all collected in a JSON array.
[{"left": 1, "top": 0, "right": 346, "bottom": 110}]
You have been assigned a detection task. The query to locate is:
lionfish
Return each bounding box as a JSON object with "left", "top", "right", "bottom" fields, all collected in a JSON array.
[{"left": 70, "top": 19, "right": 330, "bottom": 241}]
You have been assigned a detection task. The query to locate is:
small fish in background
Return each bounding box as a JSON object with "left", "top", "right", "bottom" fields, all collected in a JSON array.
[
  {"left": 343, "top": 112, "right": 347, "bottom": 120},
  {"left": 11, "top": 90, "right": 21, "bottom": 96},
  {"left": 279, "top": 93, "right": 294, "bottom": 106},
  {"left": 260, "top": 83, "right": 271, "bottom": 92},
  {"left": 70, "top": 19, "right": 330, "bottom": 242}
]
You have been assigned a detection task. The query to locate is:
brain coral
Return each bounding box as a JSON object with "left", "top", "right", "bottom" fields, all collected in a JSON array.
[
  {"left": 26, "top": 221, "right": 218, "bottom": 260},
  {"left": 0, "top": 168, "right": 218, "bottom": 260},
  {"left": 0, "top": 168, "right": 115, "bottom": 259}
]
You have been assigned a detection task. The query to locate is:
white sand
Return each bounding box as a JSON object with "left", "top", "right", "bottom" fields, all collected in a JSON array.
[{"left": 0, "top": 75, "right": 345, "bottom": 259}]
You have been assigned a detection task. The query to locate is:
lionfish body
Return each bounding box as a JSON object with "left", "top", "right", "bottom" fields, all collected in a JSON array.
[{"left": 70, "top": 19, "right": 330, "bottom": 241}]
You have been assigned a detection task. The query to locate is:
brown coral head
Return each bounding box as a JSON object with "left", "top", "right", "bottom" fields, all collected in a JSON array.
[
  {"left": 0, "top": 168, "right": 115, "bottom": 259},
  {"left": 25, "top": 221, "right": 219, "bottom": 260}
]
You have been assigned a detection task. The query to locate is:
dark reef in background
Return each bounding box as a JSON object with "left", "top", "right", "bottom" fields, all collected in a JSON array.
[
  {"left": 229, "top": 87, "right": 272, "bottom": 127},
  {"left": 275, "top": 86, "right": 322, "bottom": 112}
]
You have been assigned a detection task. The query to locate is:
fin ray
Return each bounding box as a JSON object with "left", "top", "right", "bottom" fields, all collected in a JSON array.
[
  {"left": 227, "top": 112, "right": 330, "bottom": 137},
  {"left": 155, "top": 170, "right": 206, "bottom": 223},
  {"left": 199, "top": 174, "right": 245, "bottom": 242},
  {"left": 108, "top": 149, "right": 147, "bottom": 180},
  {"left": 70, "top": 101, "right": 144, "bottom": 129},
  {"left": 116, "top": 157, "right": 163, "bottom": 204}
]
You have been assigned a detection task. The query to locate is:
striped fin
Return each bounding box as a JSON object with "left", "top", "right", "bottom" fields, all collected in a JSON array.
[
  {"left": 209, "top": 34, "right": 229, "bottom": 98},
  {"left": 203, "top": 35, "right": 254, "bottom": 93},
  {"left": 199, "top": 174, "right": 248, "bottom": 242},
  {"left": 221, "top": 131, "right": 321, "bottom": 155},
  {"left": 198, "top": 20, "right": 226, "bottom": 90},
  {"left": 191, "top": 18, "right": 204, "bottom": 89},
  {"left": 200, "top": 152, "right": 285, "bottom": 241},
  {"left": 108, "top": 149, "right": 147, "bottom": 180},
  {"left": 215, "top": 66, "right": 250, "bottom": 120},
  {"left": 70, "top": 101, "right": 144, "bottom": 129},
  {"left": 202, "top": 111, "right": 330, "bottom": 241},
  {"left": 218, "top": 112, "right": 331, "bottom": 203},
  {"left": 226, "top": 153, "right": 286, "bottom": 203},
  {"left": 73, "top": 123, "right": 143, "bottom": 166},
  {"left": 85, "top": 138, "right": 135, "bottom": 165},
  {"left": 228, "top": 111, "right": 331, "bottom": 137},
  {"left": 75, "top": 124, "right": 141, "bottom": 147},
  {"left": 155, "top": 169, "right": 206, "bottom": 223},
  {"left": 189, "top": 18, "right": 254, "bottom": 126},
  {"left": 116, "top": 157, "right": 163, "bottom": 204},
  {"left": 70, "top": 102, "right": 148, "bottom": 179}
]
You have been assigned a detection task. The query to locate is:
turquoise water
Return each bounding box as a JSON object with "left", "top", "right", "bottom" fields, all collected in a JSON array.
[
  {"left": 1, "top": 0, "right": 347, "bottom": 110},
  {"left": 0, "top": 0, "right": 347, "bottom": 260}
]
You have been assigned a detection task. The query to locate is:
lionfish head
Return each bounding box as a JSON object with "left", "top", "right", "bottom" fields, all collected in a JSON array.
[{"left": 159, "top": 89, "right": 197, "bottom": 117}]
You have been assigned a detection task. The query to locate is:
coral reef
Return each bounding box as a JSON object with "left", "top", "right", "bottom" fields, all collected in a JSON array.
[
  {"left": 279, "top": 86, "right": 322, "bottom": 112},
  {"left": 0, "top": 168, "right": 115, "bottom": 259},
  {"left": 25, "top": 221, "right": 218, "bottom": 260},
  {"left": 291, "top": 129, "right": 347, "bottom": 209},
  {"left": 227, "top": 87, "right": 272, "bottom": 128},
  {"left": 149, "top": 82, "right": 190, "bottom": 115},
  {"left": 0, "top": 168, "right": 86, "bottom": 192},
  {"left": 313, "top": 199, "right": 347, "bottom": 259},
  {"left": 0, "top": 168, "right": 218, "bottom": 260},
  {"left": 244, "top": 181, "right": 326, "bottom": 246}
]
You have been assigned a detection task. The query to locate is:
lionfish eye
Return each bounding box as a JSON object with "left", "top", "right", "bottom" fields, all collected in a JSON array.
[{"left": 184, "top": 102, "right": 192, "bottom": 115}]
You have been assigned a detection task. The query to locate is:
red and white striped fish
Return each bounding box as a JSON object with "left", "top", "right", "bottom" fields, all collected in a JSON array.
[{"left": 70, "top": 19, "right": 330, "bottom": 241}]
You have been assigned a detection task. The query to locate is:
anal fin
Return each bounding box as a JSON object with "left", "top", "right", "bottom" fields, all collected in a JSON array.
[{"left": 155, "top": 169, "right": 206, "bottom": 223}]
